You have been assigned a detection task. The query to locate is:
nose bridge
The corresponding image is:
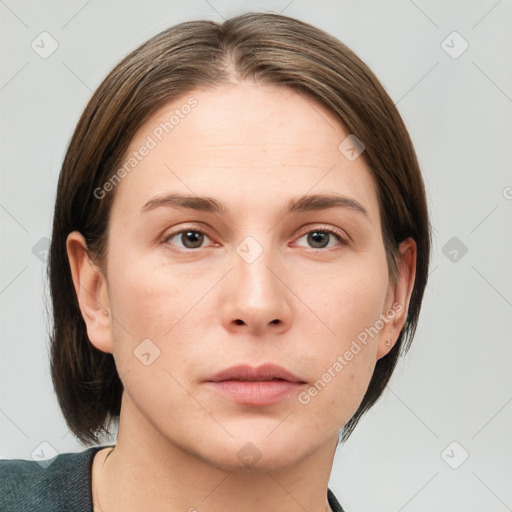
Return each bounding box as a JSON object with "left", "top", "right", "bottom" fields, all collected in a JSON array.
[
  {"left": 221, "top": 232, "right": 291, "bottom": 333},
  {"left": 233, "top": 234, "right": 280, "bottom": 305}
]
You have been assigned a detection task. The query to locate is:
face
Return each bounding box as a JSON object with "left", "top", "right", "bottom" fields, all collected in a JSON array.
[{"left": 70, "top": 82, "right": 413, "bottom": 472}]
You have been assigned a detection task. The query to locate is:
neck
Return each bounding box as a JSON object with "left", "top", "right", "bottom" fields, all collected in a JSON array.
[{"left": 94, "top": 394, "right": 338, "bottom": 512}]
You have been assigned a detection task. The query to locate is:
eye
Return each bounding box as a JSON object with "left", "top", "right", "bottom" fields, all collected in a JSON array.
[
  {"left": 163, "top": 225, "right": 348, "bottom": 251},
  {"left": 295, "top": 227, "right": 348, "bottom": 249},
  {"left": 164, "top": 227, "right": 213, "bottom": 250}
]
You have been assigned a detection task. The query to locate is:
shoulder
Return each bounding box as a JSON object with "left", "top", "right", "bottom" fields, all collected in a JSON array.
[
  {"left": 0, "top": 446, "right": 103, "bottom": 512},
  {"left": 328, "top": 487, "right": 346, "bottom": 512}
]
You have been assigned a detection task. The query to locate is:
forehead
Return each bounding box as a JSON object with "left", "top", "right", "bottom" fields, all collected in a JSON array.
[{"left": 110, "top": 83, "right": 380, "bottom": 221}]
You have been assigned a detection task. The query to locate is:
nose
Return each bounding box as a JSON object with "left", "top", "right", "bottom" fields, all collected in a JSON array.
[{"left": 220, "top": 239, "right": 292, "bottom": 336}]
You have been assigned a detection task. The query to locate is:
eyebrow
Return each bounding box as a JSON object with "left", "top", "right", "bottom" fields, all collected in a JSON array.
[{"left": 141, "top": 192, "right": 369, "bottom": 218}]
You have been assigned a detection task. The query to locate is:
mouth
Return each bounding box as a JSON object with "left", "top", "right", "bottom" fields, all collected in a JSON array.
[{"left": 205, "top": 364, "right": 307, "bottom": 406}]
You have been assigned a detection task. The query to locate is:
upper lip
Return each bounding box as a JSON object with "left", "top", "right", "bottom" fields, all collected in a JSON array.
[{"left": 206, "top": 364, "right": 305, "bottom": 383}]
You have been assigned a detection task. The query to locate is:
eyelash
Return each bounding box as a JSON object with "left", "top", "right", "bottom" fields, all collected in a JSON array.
[{"left": 162, "top": 224, "right": 349, "bottom": 251}]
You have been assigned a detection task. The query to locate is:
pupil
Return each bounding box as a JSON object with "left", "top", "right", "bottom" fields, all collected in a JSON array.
[
  {"left": 309, "top": 231, "right": 328, "bottom": 248},
  {"left": 182, "top": 231, "right": 203, "bottom": 248},
  {"left": 179, "top": 231, "right": 330, "bottom": 249}
]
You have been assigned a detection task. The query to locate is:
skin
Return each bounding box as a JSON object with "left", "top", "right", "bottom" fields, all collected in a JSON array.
[{"left": 67, "top": 82, "right": 416, "bottom": 512}]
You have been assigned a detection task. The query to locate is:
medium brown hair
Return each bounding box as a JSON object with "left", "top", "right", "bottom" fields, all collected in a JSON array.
[{"left": 49, "top": 12, "right": 430, "bottom": 445}]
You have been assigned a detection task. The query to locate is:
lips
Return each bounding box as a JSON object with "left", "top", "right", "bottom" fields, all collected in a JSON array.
[
  {"left": 206, "top": 364, "right": 305, "bottom": 383},
  {"left": 205, "top": 364, "right": 306, "bottom": 406}
]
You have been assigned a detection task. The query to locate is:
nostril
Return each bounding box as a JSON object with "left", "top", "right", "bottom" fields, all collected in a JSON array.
[
  {"left": 270, "top": 319, "right": 280, "bottom": 324},
  {"left": 234, "top": 319, "right": 245, "bottom": 325}
]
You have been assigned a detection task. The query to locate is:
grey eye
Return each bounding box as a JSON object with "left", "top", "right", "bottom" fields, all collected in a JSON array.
[{"left": 166, "top": 230, "right": 209, "bottom": 249}]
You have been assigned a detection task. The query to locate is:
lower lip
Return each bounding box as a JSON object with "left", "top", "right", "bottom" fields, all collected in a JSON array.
[{"left": 206, "top": 380, "right": 305, "bottom": 406}]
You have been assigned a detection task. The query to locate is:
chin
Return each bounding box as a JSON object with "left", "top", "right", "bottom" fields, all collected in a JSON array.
[{"left": 194, "top": 433, "right": 323, "bottom": 474}]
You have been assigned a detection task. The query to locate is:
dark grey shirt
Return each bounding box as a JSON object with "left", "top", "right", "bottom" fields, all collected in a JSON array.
[{"left": 0, "top": 447, "right": 345, "bottom": 511}]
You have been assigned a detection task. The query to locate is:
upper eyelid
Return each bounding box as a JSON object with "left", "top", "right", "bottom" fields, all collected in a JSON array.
[
  {"left": 164, "top": 223, "right": 213, "bottom": 239},
  {"left": 307, "top": 225, "right": 347, "bottom": 237}
]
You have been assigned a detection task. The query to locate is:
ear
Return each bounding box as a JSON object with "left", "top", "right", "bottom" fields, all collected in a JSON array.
[
  {"left": 66, "top": 231, "right": 114, "bottom": 354},
  {"left": 376, "top": 238, "right": 417, "bottom": 359}
]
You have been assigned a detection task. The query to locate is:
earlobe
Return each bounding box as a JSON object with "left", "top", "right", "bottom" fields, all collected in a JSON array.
[
  {"left": 376, "top": 238, "right": 417, "bottom": 359},
  {"left": 66, "top": 231, "right": 114, "bottom": 354}
]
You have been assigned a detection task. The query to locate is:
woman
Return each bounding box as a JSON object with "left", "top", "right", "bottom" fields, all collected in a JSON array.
[{"left": 0, "top": 11, "right": 429, "bottom": 512}]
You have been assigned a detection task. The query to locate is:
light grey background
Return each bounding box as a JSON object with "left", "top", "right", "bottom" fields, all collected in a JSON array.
[{"left": 1, "top": 1, "right": 511, "bottom": 510}]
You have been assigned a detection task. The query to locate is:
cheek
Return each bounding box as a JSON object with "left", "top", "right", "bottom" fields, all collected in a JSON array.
[
  {"left": 303, "top": 250, "right": 389, "bottom": 341},
  {"left": 107, "top": 252, "right": 195, "bottom": 336},
  {"left": 105, "top": 261, "right": 208, "bottom": 420},
  {"left": 295, "top": 255, "right": 388, "bottom": 425},
  {"left": 106, "top": 252, "right": 217, "bottom": 380},
  {"left": 296, "top": 316, "right": 379, "bottom": 435}
]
